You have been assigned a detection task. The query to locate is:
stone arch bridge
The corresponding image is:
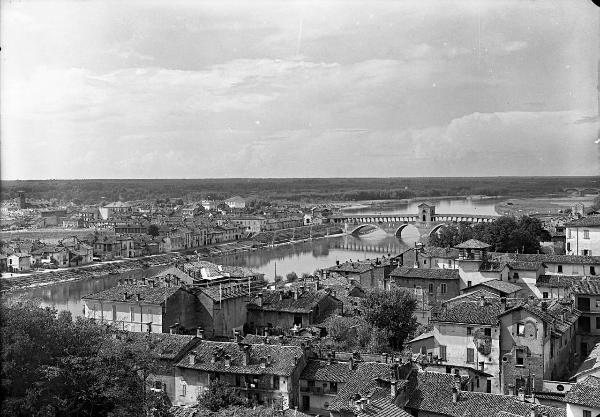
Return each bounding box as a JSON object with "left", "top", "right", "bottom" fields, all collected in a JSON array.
[{"left": 330, "top": 210, "right": 498, "bottom": 238}]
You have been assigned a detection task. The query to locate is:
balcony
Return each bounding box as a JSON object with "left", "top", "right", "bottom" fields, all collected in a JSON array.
[{"left": 300, "top": 386, "right": 337, "bottom": 395}]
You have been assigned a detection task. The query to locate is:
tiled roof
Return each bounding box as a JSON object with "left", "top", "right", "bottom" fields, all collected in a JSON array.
[
  {"left": 328, "top": 362, "right": 394, "bottom": 412},
  {"left": 422, "top": 247, "right": 460, "bottom": 259},
  {"left": 506, "top": 261, "right": 545, "bottom": 271},
  {"left": 356, "top": 387, "right": 413, "bottom": 417},
  {"left": 82, "top": 284, "right": 183, "bottom": 304},
  {"left": 390, "top": 267, "right": 460, "bottom": 281},
  {"left": 248, "top": 290, "right": 333, "bottom": 314},
  {"left": 536, "top": 275, "right": 586, "bottom": 289},
  {"left": 571, "top": 279, "right": 600, "bottom": 295},
  {"left": 565, "top": 216, "right": 600, "bottom": 227},
  {"left": 490, "top": 252, "right": 600, "bottom": 266},
  {"left": 406, "top": 371, "right": 566, "bottom": 417},
  {"left": 175, "top": 341, "right": 304, "bottom": 376},
  {"left": 435, "top": 295, "right": 503, "bottom": 325},
  {"left": 572, "top": 343, "right": 600, "bottom": 381},
  {"left": 113, "top": 332, "right": 199, "bottom": 361},
  {"left": 500, "top": 299, "right": 580, "bottom": 337},
  {"left": 455, "top": 239, "right": 491, "bottom": 249},
  {"left": 565, "top": 376, "right": 600, "bottom": 408},
  {"left": 468, "top": 280, "right": 522, "bottom": 295},
  {"left": 300, "top": 359, "right": 355, "bottom": 383},
  {"left": 328, "top": 262, "right": 374, "bottom": 274}
]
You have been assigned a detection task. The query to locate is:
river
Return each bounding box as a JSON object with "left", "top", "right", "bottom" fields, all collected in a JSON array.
[{"left": 6, "top": 197, "right": 499, "bottom": 317}]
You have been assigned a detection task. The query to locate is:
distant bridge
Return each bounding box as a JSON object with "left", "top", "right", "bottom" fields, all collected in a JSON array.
[{"left": 330, "top": 203, "right": 498, "bottom": 237}]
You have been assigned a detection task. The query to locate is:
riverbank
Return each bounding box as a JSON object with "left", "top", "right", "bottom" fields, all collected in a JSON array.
[
  {"left": 0, "top": 225, "right": 346, "bottom": 293},
  {"left": 495, "top": 196, "right": 596, "bottom": 216}
]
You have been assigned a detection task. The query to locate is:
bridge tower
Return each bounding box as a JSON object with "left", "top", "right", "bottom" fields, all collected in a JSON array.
[{"left": 417, "top": 202, "right": 435, "bottom": 222}]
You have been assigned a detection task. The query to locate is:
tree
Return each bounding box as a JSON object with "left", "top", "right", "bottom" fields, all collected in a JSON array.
[
  {"left": 285, "top": 271, "right": 298, "bottom": 282},
  {"left": 197, "top": 380, "right": 246, "bottom": 412},
  {"left": 0, "top": 301, "right": 171, "bottom": 417},
  {"left": 147, "top": 224, "right": 160, "bottom": 238},
  {"left": 360, "top": 288, "right": 418, "bottom": 350}
]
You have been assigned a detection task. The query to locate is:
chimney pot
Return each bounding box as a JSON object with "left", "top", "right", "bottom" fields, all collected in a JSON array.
[
  {"left": 260, "top": 357, "right": 267, "bottom": 368},
  {"left": 196, "top": 327, "right": 204, "bottom": 338},
  {"left": 390, "top": 379, "right": 398, "bottom": 399},
  {"left": 452, "top": 387, "right": 459, "bottom": 403},
  {"left": 518, "top": 388, "right": 525, "bottom": 402},
  {"left": 188, "top": 351, "right": 196, "bottom": 365},
  {"left": 123, "top": 292, "right": 128, "bottom": 300}
]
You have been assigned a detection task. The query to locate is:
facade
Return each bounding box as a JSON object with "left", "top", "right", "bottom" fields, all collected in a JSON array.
[
  {"left": 82, "top": 283, "right": 203, "bottom": 333},
  {"left": 499, "top": 299, "right": 580, "bottom": 393},
  {"left": 225, "top": 196, "right": 246, "bottom": 209},
  {"left": 246, "top": 289, "right": 342, "bottom": 334},
  {"left": 298, "top": 358, "right": 356, "bottom": 414},
  {"left": 566, "top": 217, "right": 600, "bottom": 257},
  {"left": 419, "top": 247, "right": 460, "bottom": 270},
  {"left": 173, "top": 341, "right": 306, "bottom": 409},
  {"left": 326, "top": 257, "right": 396, "bottom": 289},
  {"left": 99, "top": 201, "right": 133, "bottom": 220},
  {"left": 461, "top": 279, "right": 522, "bottom": 298},
  {"left": 427, "top": 291, "right": 504, "bottom": 393},
  {"left": 388, "top": 266, "right": 460, "bottom": 324},
  {"left": 230, "top": 216, "right": 266, "bottom": 234},
  {"left": 7, "top": 253, "right": 32, "bottom": 272},
  {"left": 571, "top": 279, "right": 600, "bottom": 359}
]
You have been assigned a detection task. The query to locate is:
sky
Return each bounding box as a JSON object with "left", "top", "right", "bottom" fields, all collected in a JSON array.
[{"left": 1, "top": 0, "right": 599, "bottom": 179}]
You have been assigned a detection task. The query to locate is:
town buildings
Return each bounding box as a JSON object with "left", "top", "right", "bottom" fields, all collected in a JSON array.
[
  {"left": 566, "top": 217, "right": 600, "bottom": 257},
  {"left": 565, "top": 376, "right": 600, "bottom": 417}
]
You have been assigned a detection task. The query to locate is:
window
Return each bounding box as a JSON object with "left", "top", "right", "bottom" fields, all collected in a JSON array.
[
  {"left": 583, "top": 250, "right": 591, "bottom": 256},
  {"left": 439, "top": 345, "right": 447, "bottom": 361},
  {"left": 293, "top": 315, "right": 302, "bottom": 326},
  {"left": 130, "top": 307, "right": 135, "bottom": 322},
  {"left": 273, "top": 376, "right": 280, "bottom": 390},
  {"left": 543, "top": 292, "right": 549, "bottom": 299},
  {"left": 428, "top": 283, "right": 434, "bottom": 294},
  {"left": 486, "top": 380, "right": 492, "bottom": 393},
  {"left": 596, "top": 317, "right": 600, "bottom": 329},
  {"left": 467, "top": 281, "right": 472, "bottom": 288},
  {"left": 484, "top": 328, "right": 492, "bottom": 336},
  {"left": 424, "top": 260, "right": 427, "bottom": 265},
  {"left": 467, "top": 327, "right": 473, "bottom": 336},
  {"left": 154, "top": 380, "right": 163, "bottom": 390},
  {"left": 516, "top": 348, "right": 524, "bottom": 365},
  {"left": 181, "top": 383, "right": 187, "bottom": 397},
  {"left": 583, "top": 411, "right": 591, "bottom": 417},
  {"left": 476, "top": 377, "right": 480, "bottom": 388},
  {"left": 513, "top": 272, "right": 519, "bottom": 280},
  {"left": 467, "top": 348, "right": 475, "bottom": 363},
  {"left": 568, "top": 230, "right": 573, "bottom": 239},
  {"left": 557, "top": 265, "right": 563, "bottom": 273},
  {"left": 591, "top": 266, "right": 597, "bottom": 276},
  {"left": 235, "top": 375, "right": 241, "bottom": 387},
  {"left": 584, "top": 230, "right": 590, "bottom": 239},
  {"left": 441, "top": 283, "right": 447, "bottom": 294},
  {"left": 112, "top": 305, "right": 117, "bottom": 321},
  {"left": 517, "top": 323, "right": 525, "bottom": 336},
  {"left": 330, "top": 382, "right": 338, "bottom": 394},
  {"left": 421, "top": 346, "right": 427, "bottom": 354}
]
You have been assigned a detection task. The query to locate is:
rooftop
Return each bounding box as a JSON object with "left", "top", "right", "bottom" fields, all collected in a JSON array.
[
  {"left": 248, "top": 290, "right": 336, "bottom": 314},
  {"left": 565, "top": 216, "right": 600, "bottom": 228},
  {"left": 390, "top": 266, "right": 460, "bottom": 281},
  {"left": 300, "top": 359, "right": 356, "bottom": 383},
  {"left": 572, "top": 342, "right": 600, "bottom": 381},
  {"left": 455, "top": 239, "right": 491, "bottom": 250},
  {"left": 565, "top": 376, "right": 600, "bottom": 409},
  {"left": 82, "top": 284, "right": 183, "bottom": 304},
  {"left": 466, "top": 279, "right": 522, "bottom": 295},
  {"left": 175, "top": 341, "right": 304, "bottom": 376}
]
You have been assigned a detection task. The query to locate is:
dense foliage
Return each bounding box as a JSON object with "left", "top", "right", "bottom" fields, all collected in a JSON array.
[
  {"left": 2, "top": 176, "right": 596, "bottom": 203},
  {"left": 429, "top": 216, "right": 552, "bottom": 253},
  {"left": 197, "top": 380, "right": 247, "bottom": 412},
  {"left": 0, "top": 302, "right": 170, "bottom": 417},
  {"left": 360, "top": 288, "right": 418, "bottom": 350},
  {"left": 323, "top": 315, "right": 390, "bottom": 353}
]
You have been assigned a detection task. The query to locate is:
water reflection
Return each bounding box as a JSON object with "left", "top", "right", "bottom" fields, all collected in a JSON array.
[{"left": 6, "top": 229, "right": 420, "bottom": 317}]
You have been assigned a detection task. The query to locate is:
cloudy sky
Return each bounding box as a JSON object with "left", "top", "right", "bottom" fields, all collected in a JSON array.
[{"left": 2, "top": 0, "right": 599, "bottom": 179}]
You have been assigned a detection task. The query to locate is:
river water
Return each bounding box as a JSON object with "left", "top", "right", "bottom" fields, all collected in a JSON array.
[{"left": 6, "top": 198, "right": 499, "bottom": 317}]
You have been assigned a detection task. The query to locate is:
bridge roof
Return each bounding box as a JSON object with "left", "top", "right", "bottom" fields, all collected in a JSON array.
[
  {"left": 390, "top": 266, "right": 460, "bottom": 280},
  {"left": 454, "top": 239, "right": 491, "bottom": 249}
]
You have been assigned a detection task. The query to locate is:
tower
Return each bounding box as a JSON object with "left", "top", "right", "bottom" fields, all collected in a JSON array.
[{"left": 17, "top": 191, "right": 26, "bottom": 209}]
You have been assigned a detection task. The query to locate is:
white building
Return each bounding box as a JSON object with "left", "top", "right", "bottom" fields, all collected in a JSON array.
[
  {"left": 225, "top": 196, "right": 246, "bottom": 209},
  {"left": 565, "top": 376, "right": 600, "bottom": 417},
  {"left": 566, "top": 217, "right": 600, "bottom": 257}
]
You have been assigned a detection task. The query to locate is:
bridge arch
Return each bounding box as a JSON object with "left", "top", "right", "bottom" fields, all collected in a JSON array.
[
  {"left": 394, "top": 223, "right": 411, "bottom": 237},
  {"left": 349, "top": 224, "right": 380, "bottom": 236},
  {"left": 428, "top": 223, "right": 447, "bottom": 237}
]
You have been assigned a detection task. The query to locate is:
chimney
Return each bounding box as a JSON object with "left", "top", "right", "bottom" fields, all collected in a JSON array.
[
  {"left": 224, "top": 355, "right": 231, "bottom": 367},
  {"left": 123, "top": 292, "right": 128, "bottom": 301},
  {"left": 327, "top": 353, "right": 333, "bottom": 365},
  {"left": 267, "top": 354, "right": 272, "bottom": 365},
  {"left": 256, "top": 293, "right": 263, "bottom": 307},
  {"left": 452, "top": 387, "right": 459, "bottom": 403},
  {"left": 135, "top": 293, "right": 141, "bottom": 302},
  {"left": 279, "top": 290, "right": 283, "bottom": 301},
  {"left": 294, "top": 355, "right": 298, "bottom": 365},
  {"left": 365, "top": 393, "right": 372, "bottom": 405},
  {"left": 390, "top": 379, "right": 398, "bottom": 399},
  {"left": 169, "top": 323, "right": 179, "bottom": 334},
  {"left": 349, "top": 357, "right": 354, "bottom": 370},
  {"left": 293, "top": 291, "right": 298, "bottom": 300},
  {"left": 196, "top": 327, "right": 204, "bottom": 339},
  {"left": 453, "top": 370, "right": 462, "bottom": 393},
  {"left": 234, "top": 330, "right": 242, "bottom": 343},
  {"left": 299, "top": 285, "right": 305, "bottom": 294},
  {"left": 188, "top": 351, "right": 196, "bottom": 365},
  {"left": 381, "top": 353, "right": 388, "bottom": 363},
  {"left": 260, "top": 357, "right": 267, "bottom": 369},
  {"left": 241, "top": 345, "right": 251, "bottom": 366},
  {"left": 479, "top": 295, "right": 486, "bottom": 307},
  {"left": 518, "top": 388, "right": 525, "bottom": 402}
]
